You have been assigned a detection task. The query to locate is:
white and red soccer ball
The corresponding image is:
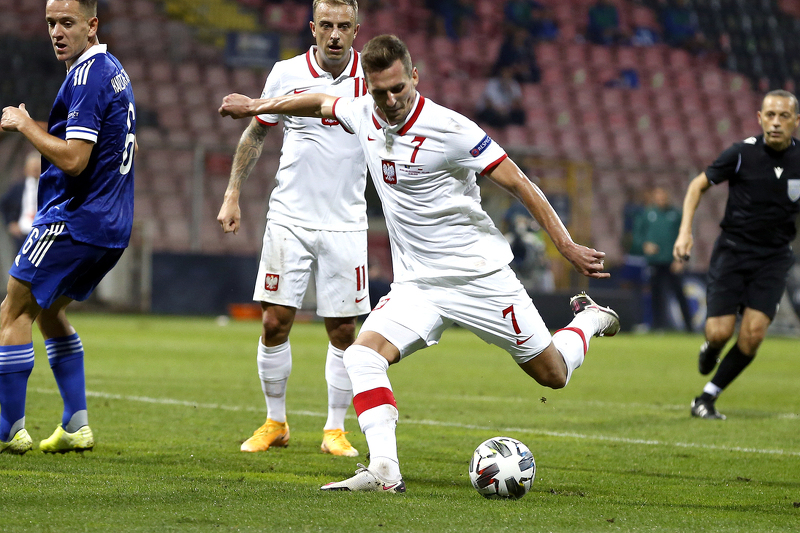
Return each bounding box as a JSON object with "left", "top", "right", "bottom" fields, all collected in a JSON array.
[{"left": 468, "top": 436, "right": 536, "bottom": 499}]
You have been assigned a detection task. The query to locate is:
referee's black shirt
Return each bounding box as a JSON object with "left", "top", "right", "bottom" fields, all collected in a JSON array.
[{"left": 705, "top": 134, "right": 800, "bottom": 248}]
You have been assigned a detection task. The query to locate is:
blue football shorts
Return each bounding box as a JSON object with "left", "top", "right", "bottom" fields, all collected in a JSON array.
[{"left": 9, "top": 222, "right": 124, "bottom": 309}]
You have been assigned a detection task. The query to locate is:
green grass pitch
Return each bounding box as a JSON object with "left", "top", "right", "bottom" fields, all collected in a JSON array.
[{"left": 1, "top": 313, "right": 798, "bottom": 532}]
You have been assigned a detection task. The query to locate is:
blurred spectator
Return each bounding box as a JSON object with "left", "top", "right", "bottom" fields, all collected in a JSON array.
[
  {"left": 603, "top": 68, "right": 640, "bottom": 89},
  {"left": 502, "top": 200, "right": 554, "bottom": 292},
  {"left": 476, "top": 66, "right": 526, "bottom": 128},
  {"left": 504, "top": 0, "right": 559, "bottom": 41},
  {"left": 631, "top": 26, "right": 659, "bottom": 47},
  {"left": 493, "top": 26, "right": 542, "bottom": 84},
  {"left": 658, "top": 0, "right": 709, "bottom": 55},
  {"left": 586, "top": 0, "right": 627, "bottom": 45},
  {"left": 0, "top": 151, "right": 40, "bottom": 252},
  {"left": 639, "top": 186, "right": 693, "bottom": 331},
  {"left": 620, "top": 186, "right": 649, "bottom": 330},
  {"left": 426, "top": 0, "right": 475, "bottom": 40}
]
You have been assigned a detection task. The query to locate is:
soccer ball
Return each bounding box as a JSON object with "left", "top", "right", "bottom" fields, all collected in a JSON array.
[{"left": 468, "top": 436, "right": 535, "bottom": 499}]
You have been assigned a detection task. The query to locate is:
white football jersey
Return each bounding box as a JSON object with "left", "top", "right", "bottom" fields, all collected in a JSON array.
[
  {"left": 257, "top": 47, "right": 369, "bottom": 230},
  {"left": 333, "top": 93, "right": 514, "bottom": 281}
]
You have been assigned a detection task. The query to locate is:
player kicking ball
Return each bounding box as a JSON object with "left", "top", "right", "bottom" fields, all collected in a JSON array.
[{"left": 219, "top": 34, "right": 619, "bottom": 492}]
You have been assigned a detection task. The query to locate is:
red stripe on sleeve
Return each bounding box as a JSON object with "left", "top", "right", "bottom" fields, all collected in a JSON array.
[
  {"left": 479, "top": 154, "right": 508, "bottom": 176},
  {"left": 353, "top": 387, "right": 397, "bottom": 417},
  {"left": 255, "top": 116, "right": 278, "bottom": 127},
  {"left": 556, "top": 327, "right": 587, "bottom": 355}
]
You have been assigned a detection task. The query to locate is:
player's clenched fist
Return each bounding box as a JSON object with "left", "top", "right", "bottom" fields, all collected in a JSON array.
[
  {"left": 219, "top": 94, "right": 254, "bottom": 119},
  {"left": 1, "top": 103, "right": 30, "bottom": 132}
]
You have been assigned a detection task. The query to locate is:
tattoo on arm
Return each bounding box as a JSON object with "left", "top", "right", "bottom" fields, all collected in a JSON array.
[{"left": 229, "top": 120, "right": 269, "bottom": 191}]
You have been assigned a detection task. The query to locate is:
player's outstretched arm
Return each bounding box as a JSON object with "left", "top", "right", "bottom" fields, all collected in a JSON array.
[
  {"left": 1, "top": 103, "right": 92, "bottom": 176},
  {"left": 219, "top": 93, "right": 337, "bottom": 120},
  {"left": 673, "top": 172, "right": 711, "bottom": 262},
  {"left": 487, "top": 158, "right": 609, "bottom": 279},
  {"left": 217, "top": 118, "right": 270, "bottom": 234}
]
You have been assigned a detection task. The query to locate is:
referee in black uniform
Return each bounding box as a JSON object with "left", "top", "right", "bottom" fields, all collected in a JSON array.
[{"left": 673, "top": 89, "right": 800, "bottom": 420}]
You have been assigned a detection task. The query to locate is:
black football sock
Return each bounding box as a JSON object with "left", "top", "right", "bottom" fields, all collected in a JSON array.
[{"left": 709, "top": 344, "right": 753, "bottom": 393}]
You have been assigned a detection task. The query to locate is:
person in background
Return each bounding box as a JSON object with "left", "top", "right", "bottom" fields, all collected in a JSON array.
[
  {"left": 475, "top": 66, "right": 527, "bottom": 129},
  {"left": 586, "top": 0, "right": 627, "bottom": 45},
  {"left": 216, "top": 0, "right": 367, "bottom": 457},
  {"left": 674, "top": 90, "right": 800, "bottom": 419},
  {"left": 0, "top": 0, "right": 136, "bottom": 454},
  {"left": 640, "top": 186, "right": 693, "bottom": 331},
  {"left": 1, "top": 151, "right": 40, "bottom": 252}
]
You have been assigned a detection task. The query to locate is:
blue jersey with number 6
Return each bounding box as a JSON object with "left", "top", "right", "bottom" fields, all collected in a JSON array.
[{"left": 36, "top": 44, "right": 135, "bottom": 249}]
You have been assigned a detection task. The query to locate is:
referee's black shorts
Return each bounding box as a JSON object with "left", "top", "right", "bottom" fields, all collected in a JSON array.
[{"left": 706, "top": 234, "right": 795, "bottom": 320}]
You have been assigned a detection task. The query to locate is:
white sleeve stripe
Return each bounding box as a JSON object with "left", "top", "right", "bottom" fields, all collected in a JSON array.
[
  {"left": 67, "top": 125, "right": 98, "bottom": 134},
  {"left": 66, "top": 129, "right": 98, "bottom": 142}
]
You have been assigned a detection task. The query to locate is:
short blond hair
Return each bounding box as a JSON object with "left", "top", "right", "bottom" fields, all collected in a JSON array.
[{"left": 312, "top": 0, "right": 358, "bottom": 21}]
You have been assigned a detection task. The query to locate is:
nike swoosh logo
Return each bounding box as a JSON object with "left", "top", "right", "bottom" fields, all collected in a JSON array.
[
  {"left": 516, "top": 334, "right": 534, "bottom": 346},
  {"left": 293, "top": 88, "right": 310, "bottom": 94},
  {"left": 382, "top": 483, "right": 400, "bottom": 491},
  {"left": 356, "top": 296, "right": 368, "bottom": 303},
  {"left": 367, "top": 136, "right": 376, "bottom": 141}
]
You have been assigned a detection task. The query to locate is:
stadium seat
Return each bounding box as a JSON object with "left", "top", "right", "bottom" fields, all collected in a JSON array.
[
  {"left": 574, "top": 88, "right": 599, "bottom": 110},
  {"left": 652, "top": 91, "right": 676, "bottom": 115},
  {"left": 537, "top": 42, "right": 560, "bottom": 68},
  {"left": 155, "top": 85, "right": 180, "bottom": 107},
  {"left": 540, "top": 65, "right": 566, "bottom": 86},
  {"left": 578, "top": 109, "right": 602, "bottom": 129},
  {"left": 504, "top": 125, "right": 529, "bottom": 148},
  {"left": 700, "top": 70, "right": 725, "bottom": 93},
  {"left": 678, "top": 92, "right": 704, "bottom": 115},
  {"left": 600, "top": 89, "right": 624, "bottom": 111},
  {"left": 177, "top": 63, "right": 202, "bottom": 86},
  {"left": 659, "top": 114, "right": 684, "bottom": 134},
  {"left": 641, "top": 46, "right": 668, "bottom": 70},
  {"left": 605, "top": 110, "right": 631, "bottom": 132},
  {"left": 589, "top": 46, "right": 614, "bottom": 68},
  {"left": 147, "top": 60, "right": 174, "bottom": 84},
  {"left": 673, "top": 70, "right": 699, "bottom": 91},
  {"left": 563, "top": 43, "right": 587, "bottom": 68},
  {"left": 666, "top": 48, "right": 693, "bottom": 71},
  {"left": 615, "top": 46, "right": 639, "bottom": 70}
]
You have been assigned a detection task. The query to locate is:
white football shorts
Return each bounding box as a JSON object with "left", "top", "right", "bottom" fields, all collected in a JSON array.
[
  {"left": 359, "top": 265, "right": 552, "bottom": 364},
  {"left": 253, "top": 221, "right": 370, "bottom": 317}
]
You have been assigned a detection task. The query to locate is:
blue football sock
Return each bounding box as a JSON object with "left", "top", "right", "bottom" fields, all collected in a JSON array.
[
  {"left": 46, "top": 333, "right": 87, "bottom": 430},
  {"left": 0, "top": 343, "right": 35, "bottom": 442}
]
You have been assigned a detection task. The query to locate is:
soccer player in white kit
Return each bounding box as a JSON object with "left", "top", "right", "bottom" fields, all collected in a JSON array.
[
  {"left": 219, "top": 34, "right": 620, "bottom": 492},
  {"left": 216, "top": 0, "right": 369, "bottom": 457}
]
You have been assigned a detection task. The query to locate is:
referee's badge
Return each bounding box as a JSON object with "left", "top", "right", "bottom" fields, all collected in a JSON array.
[{"left": 788, "top": 179, "right": 800, "bottom": 202}]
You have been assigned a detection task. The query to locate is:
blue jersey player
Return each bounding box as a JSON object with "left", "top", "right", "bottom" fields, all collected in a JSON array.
[{"left": 0, "top": 0, "right": 135, "bottom": 454}]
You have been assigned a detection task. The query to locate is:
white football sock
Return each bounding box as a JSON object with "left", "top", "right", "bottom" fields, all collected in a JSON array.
[
  {"left": 324, "top": 343, "right": 353, "bottom": 431},
  {"left": 566, "top": 312, "right": 597, "bottom": 342},
  {"left": 343, "top": 344, "right": 391, "bottom": 395},
  {"left": 344, "top": 345, "right": 401, "bottom": 480},
  {"left": 552, "top": 321, "right": 591, "bottom": 386},
  {"left": 703, "top": 382, "right": 722, "bottom": 398},
  {"left": 359, "top": 404, "right": 401, "bottom": 481},
  {"left": 257, "top": 338, "right": 292, "bottom": 423}
]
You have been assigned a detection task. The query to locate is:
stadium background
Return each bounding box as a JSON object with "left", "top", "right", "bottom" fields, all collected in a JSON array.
[{"left": 0, "top": 0, "right": 799, "bottom": 329}]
